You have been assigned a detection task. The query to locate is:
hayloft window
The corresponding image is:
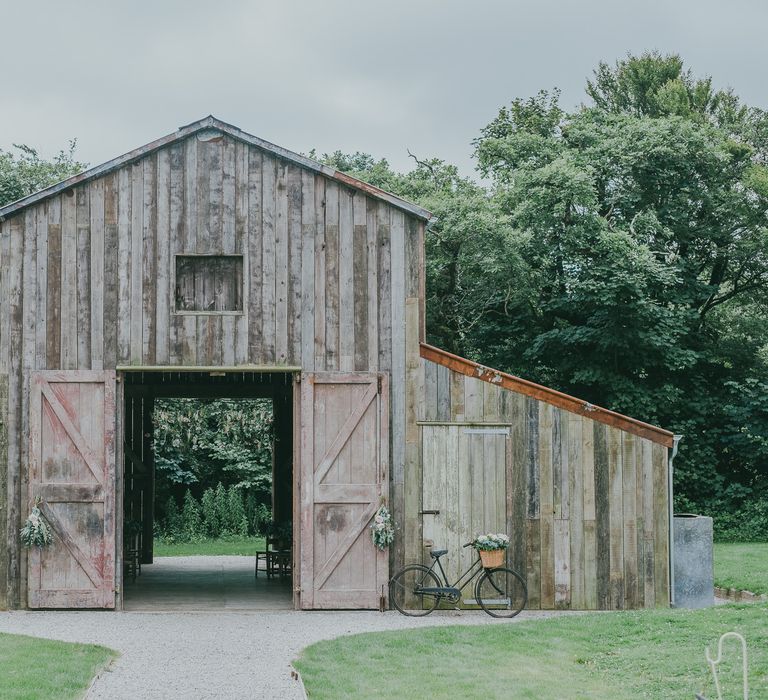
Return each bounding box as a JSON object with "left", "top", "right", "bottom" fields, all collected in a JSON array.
[{"left": 174, "top": 255, "right": 244, "bottom": 313}]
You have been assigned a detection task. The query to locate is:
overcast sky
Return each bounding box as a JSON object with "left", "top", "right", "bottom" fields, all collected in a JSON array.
[{"left": 2, "top": 0, "right": 767, "bottom": 178}]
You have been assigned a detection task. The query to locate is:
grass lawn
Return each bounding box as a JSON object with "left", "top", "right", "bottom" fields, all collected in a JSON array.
[
  {"left": 295, "top": 604, "right": 768, "bottom": 699},
  {"left": 0, "top": 632, "right": 116, "bottom": 700},
  {"left": 154, "top": 535, "right": 265, "bottom": 557},
  {"left": 714, "top": 542, "right": 768, "bottom": 594}
]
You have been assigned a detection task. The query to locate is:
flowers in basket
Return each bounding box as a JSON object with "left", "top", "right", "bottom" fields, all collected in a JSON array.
[
  {"left": 472, "top": 533, "right": 510, "bottom": 551},
  {"left": 370, "top": 505, "right": 395, "bottom": 550},
  {"left": 471, "top": 533, "right": 509, "bottom": 568},
  {"left": 20, "top": 499, "right": 53, "bottom": 548}
]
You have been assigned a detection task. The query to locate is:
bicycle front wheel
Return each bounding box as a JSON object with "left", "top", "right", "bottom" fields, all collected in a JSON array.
[
  {"left": 474, "top": 567, "right": 527, "bottom": 618},
  {"left": 389, "top": 565, "right": 441, "bottom": 617}
]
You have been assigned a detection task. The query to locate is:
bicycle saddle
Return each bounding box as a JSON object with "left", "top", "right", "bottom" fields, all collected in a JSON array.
[{"left": 429, "top": 549, "right": 448, "bottom": 558}]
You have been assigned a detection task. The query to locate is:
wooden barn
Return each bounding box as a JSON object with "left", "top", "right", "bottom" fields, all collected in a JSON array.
[{"left": 0, "top": 116, "right": 675, "bottom": 611}]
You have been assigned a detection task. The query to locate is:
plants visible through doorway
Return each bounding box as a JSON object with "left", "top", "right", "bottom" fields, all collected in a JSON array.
[
  {"left": 20, "top": 498, "right": 53, "bottom": 548},
  {"left": 371, "top": 504, "right": 395, "bottom": 550}
]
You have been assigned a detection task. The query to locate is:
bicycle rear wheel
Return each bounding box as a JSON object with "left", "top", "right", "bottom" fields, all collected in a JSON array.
[
  {"left": 474, "top": 567, "right": 527, "bottom": 618},
  {"left": 389, "top": 565, "right": 441, "bottom": 616}
]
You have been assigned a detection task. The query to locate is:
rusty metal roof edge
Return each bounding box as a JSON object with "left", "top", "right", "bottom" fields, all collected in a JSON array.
[
  {"left": 0, "top": 115, "right": 434, "bottom": 222},
  {"left": 420, "top": 342, "right": 675, "bottom": 447}
]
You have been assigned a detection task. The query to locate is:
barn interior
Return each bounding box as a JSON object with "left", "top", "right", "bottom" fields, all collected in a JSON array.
[{"left": 119, "top": 370, "right": 295, "bottom": 611}]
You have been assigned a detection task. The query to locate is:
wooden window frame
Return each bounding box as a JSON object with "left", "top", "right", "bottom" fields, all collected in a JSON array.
[{"left": 171, "top": 253, "right": 247, "bottom": 316}]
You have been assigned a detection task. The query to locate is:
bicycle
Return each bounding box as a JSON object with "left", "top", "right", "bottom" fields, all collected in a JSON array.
[{"left": 389, "top": 543, "right": 527, "bottom": 618}]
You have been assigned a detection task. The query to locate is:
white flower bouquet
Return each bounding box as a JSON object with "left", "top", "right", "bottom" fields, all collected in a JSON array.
[
  {"left": 472, "top": 533, "right": 509, "bottom": 568},
  {"left": 20, "top": 500, "right": 53, "bottom": 548},
  {"left": 370, "top": 505, "right": 395, "bottom": 550}
]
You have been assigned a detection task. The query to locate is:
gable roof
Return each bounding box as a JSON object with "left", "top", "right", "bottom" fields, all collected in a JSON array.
[{"left": 0, "top": 115, "right": 433, "bottom": 222}]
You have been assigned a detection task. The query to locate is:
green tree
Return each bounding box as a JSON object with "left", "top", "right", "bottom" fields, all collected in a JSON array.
[
  {"left": 472, "top": 52, "right": 768, "bottom": 514},
  {"left": 321, "top": 52, "right": 768, "bottom": 531},
  {"left": 200, "top": 487, "right": 219, "bottom": 537},
  {"left": 164, "top": 496, "right": 182, "bottom": 539},
  {"left": 214, "top": 483, "right": 229, "bottom": 534},
  {"left": 181, "top": 490, "right": 202, "bottom": 538},
  {"left": 0, "top": 142, "right": 86, "bottom": 206},
  {"left": 225, "top": 486, "right": 247, "bottom": 536}
]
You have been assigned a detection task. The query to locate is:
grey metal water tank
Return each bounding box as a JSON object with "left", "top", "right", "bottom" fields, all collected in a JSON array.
[{"left": 673, "top": 514, "right": 714, "bottom": 608}]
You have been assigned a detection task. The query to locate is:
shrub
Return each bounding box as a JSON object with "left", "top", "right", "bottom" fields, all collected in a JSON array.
[
  {"left": 712, "top": 496, "right": 768, "bottom": 542},
  {"left": 214, "top": 483, "right": 229, "bottom": 534},
  {"left": 164, "top": 496, "right": 183, "bottom": 538},
  {"left": 182, "top": 490, "right": 202, "bottom": 538},
  {"left": 201, "top": 487, "right": 219, "bottom": 537},
  {"left": 225, "top": 486, "right": 247, "bottom": 535}
]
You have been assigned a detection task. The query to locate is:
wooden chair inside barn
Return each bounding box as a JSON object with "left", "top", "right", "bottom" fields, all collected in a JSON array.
[{"left": 255, "top": 537, "right": 292, "bottom": 579}]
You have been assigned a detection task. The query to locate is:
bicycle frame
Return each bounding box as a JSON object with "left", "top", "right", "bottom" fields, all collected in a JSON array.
[{"left": 425, "top": 552, "right": 486, "bottom": 593}]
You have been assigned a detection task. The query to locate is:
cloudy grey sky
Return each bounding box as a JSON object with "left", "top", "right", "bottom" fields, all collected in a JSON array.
[{"left": 2, "top": 0, "right": 767, "bottom": 178}]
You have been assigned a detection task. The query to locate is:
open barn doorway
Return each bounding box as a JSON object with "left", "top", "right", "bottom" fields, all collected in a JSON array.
[{"left": 118, "top": 370, "right": 297, "bottom": 611}]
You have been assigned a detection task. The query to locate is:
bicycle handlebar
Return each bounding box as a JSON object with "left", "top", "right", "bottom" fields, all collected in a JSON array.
[{"left": 462, "top": 541, "right": 474, "bottom": 548}]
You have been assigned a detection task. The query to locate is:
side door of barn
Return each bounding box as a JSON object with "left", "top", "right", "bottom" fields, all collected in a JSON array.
[
  {"left": 421, "top": 424, "right": 509, "bottom": 590},
  {"left": 28, "top": 371, "right": 117, "bottom": 609},
  {"left": 299, "top": 373, "right": 389, "bottom": 609}
]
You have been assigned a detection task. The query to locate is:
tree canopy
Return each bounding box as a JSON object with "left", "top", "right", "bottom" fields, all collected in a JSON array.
[
  {"left": 0, "top": 141, "right": 85, "bottom": 206},
  {"left": 318, "top": 52, "right": 768, "bottom": 535}
]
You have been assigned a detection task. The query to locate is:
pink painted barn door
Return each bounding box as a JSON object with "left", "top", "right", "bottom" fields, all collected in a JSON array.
[
  {"left": 300, "top": 373, "right": 389, "bottom": 609},
  {"left": 28, "top": 371, "right": 116, "bottom": 608}
]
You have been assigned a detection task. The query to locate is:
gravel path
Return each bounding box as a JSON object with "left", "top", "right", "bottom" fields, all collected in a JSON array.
[{"left": 0, "top": 607, "right": 570, "bottom": 698}]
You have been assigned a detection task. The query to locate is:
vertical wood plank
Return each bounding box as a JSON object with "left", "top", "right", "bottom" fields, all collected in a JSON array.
[
  {"left": 89, "top": 180, "right": 104, "bottom": 370},
  {"left": 539, "top": 402, "right": 555, "bottom": 609},
  {"left": 366, "top": 198, "right": 378, "bottom": 371},
  {"left": 622, "top": 432, "right": 638, "bottom": 609},
  {"left": 507, "top": 391, "right": 527, "bottom": 582},
  {"left": 608, "top": 427, "right": 625, "bottom": 609},
  {"left": 247, "top": 147, "right": 263, "bottom": 363},
  {"left": 594, "top": 422, "right": 611, "bottom": 609},
  {"left": 390, "top": 210, "right": 406, "bottom": 490},
  {"left": 641, "top": 439, "right": 656, "bottom": 606},
  {"left": 287, "top": 165, "right": 302, "bottom": 366},
  {"left": 155, "top": 149, "right": 171, "bottom": 365},
  {"left": 324, "top": 182, "right": 339, "bottom": 370},
  {"left": 353, "top": 193, "right": 368, "bottom": 371},
  {"left": 117, "top": 168, "right": 131, "bottom": 364},
  {"left": 141, "top": 156, "right": 157, "bottom": 365},
  {"left": 300, "top": 171, "right": 315, "bottom": 371},
  {"left": 34, "top": 205, "right": 48, "bottom": 370},
  {"left": 568, "top": 413, "right": 585, "bottom": 609},
  {"left": 45, "top": 199, "right": 61, "bottom": 369},
  {"left": 313, "top": 176, "right": 326, "bottom": 370},
  {"left": 168, "top": 145, "right": 184, "bottom": 364},
  {"left": 221, "top": 141, "right": 237, "bottom": 366},
  {"left": 0, "top": 374, "right": 8, "bottom": 608},
  {"left": 20, "top": 209, "right": 37, "bottom": 605},
  {"left": 526, "top": 520, "right": 541, "bottom": 609},
  {"left": 275, "top": 161, "right": 289, "bottom": 364},
  {"left": 76, "top": 187, "right": 91, "bottom": 369},
  {"left": 338, "top": 187, "right": 354, "bottom": 371},
  {"left": 103, "top": 175, "right": 118, "bottom": 369},
  {"left": 7, "top": 215, "right": 23, "bottom": 606},
  {"left": 61, "top": 191, "right": 77, "bottom": 369},
  {"left": 376, "top": 203, "right": 391, "bottom": 372},
  {"left": 261, "top": 155, "right": 277, "bottom": 364},
  {"left": 129, "top": 163, "right": 143, "bottom": 364},
  {"left": 652, "top": 442, "right": 669, "bottom": 607},
  {"left": 233, "top": 141, "right": 249, "bottom": 364},
  {"left": 526, "top": 398, "right": 540, "bottom": 518}
]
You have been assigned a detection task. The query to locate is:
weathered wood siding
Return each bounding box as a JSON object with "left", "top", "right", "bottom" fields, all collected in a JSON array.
[
  {"left": 0, "top": 130, "right": 424, "bottom": 608},
  {"left": 411, "top": 357, "right": 670, "bottom": 610}
]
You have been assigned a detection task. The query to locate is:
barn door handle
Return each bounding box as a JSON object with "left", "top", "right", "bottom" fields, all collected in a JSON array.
[{"left": 419, "top": 509, "right": 440, "bottom": 515}]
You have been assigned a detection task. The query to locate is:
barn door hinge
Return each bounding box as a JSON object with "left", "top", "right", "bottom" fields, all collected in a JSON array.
[
  {"left": 379, "top": 587, "right": 387, "bottom": 613},
  {"left": 294, "top": 373, "right": 301, "bottom": 384},
  {"left": 377, "top": 375, "right": 382, "bottom": 394}
]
